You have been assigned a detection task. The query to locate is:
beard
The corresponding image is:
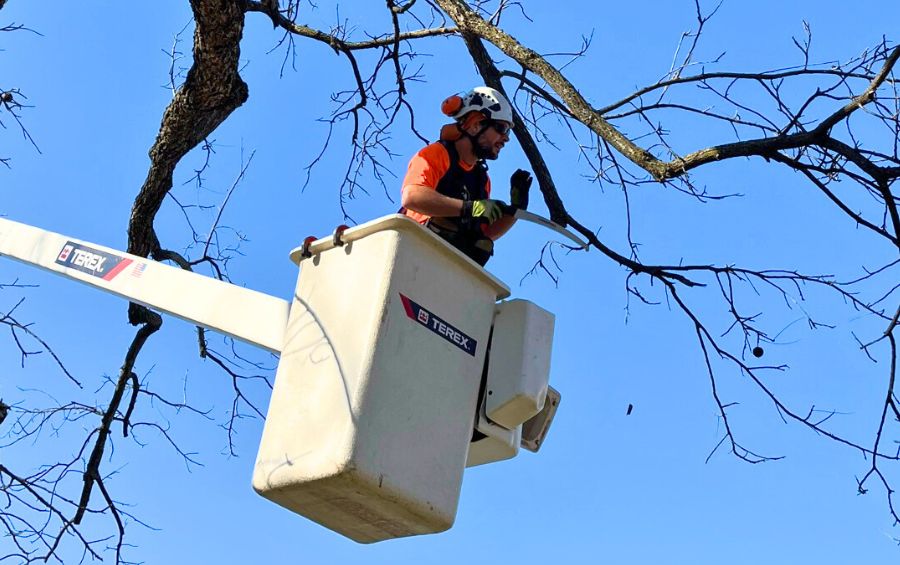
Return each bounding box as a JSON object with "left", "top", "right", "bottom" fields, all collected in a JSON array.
[{"left": 474, "top": 138, "right": 499, "bottom": 160}]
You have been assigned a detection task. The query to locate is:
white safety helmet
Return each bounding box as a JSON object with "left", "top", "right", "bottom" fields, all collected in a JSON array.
[{"left": 441, "top": 86, "right": 515, "bottom": 125}]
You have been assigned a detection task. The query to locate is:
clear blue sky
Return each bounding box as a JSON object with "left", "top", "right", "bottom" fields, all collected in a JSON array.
[{"left": 2, "top": 2, "right": 899, "bottom": 563}]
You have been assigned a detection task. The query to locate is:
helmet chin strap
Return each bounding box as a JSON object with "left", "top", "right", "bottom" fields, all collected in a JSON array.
[{"left": 465, "top": 123, "right": 494, "bottom": 160}]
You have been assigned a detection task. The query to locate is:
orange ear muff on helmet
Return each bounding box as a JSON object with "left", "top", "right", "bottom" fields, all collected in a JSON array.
[
  {"left": 439, "top": 112, "right": 485, "bottom": 141},
  {"left": 441, "top": 95, "right": 463, "bottom": 117}
]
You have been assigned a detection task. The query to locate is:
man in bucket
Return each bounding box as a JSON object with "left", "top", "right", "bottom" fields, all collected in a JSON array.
[{"left": 400, "top": 86, "right": 532, "bottom": 266}]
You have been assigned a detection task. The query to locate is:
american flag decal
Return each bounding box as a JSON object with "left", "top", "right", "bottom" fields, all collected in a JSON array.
[{"left": 131, "top": 263, "right": 147, "bottom": 278}]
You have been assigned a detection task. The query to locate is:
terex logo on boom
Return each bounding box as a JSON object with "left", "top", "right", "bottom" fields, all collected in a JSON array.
[
  {"left": 399, "top": 293, "right": 477, "bottom": 356},
  {"left": 55, "top": 241, "right": 132, "bottom": 281}
]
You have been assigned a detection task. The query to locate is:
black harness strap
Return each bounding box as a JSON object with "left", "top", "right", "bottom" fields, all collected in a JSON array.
[
  {"left": 431, "top": 141, "right": 493, "bottom": 265},
  {"left": 435, "top": 141, "right": 489, "bottom": 204}
]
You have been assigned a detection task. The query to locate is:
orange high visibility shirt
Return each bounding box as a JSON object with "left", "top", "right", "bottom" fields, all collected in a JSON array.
[{"left": 401, "top": 142, "right": 492, "bottom": 224}]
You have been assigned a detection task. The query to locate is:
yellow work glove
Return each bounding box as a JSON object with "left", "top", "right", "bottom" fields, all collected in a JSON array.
[{"left": 467, "top": 199, "right": 506, "bottom": 224}]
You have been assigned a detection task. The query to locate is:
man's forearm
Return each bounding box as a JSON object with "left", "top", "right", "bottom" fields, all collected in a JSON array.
[
  {"left": 484, "top": 214, "right": 515, "bottom": 240},
  {"left": 402, "top": 183, "right": 515, "bottom": 239},
  {"left": 401, "top": 184, "right": 464, "bottom": 217}
]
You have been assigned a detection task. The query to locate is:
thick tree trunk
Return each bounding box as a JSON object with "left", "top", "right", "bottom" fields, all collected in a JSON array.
[{"left": 127, "top": 0, "right": 248, "bottom": 261}]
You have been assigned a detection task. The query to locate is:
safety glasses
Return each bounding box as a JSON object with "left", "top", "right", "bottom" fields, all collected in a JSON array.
[{"left": 488, "top": 121, "right": 512, "bottom": 136}]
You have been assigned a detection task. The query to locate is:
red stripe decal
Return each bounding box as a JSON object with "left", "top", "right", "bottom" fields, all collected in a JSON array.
[
  {"left": 102, "top": 258, "right": 133, "bottom": 281},
  {"left": 399, "top": 293, "right": 415, "bottom": 319}
]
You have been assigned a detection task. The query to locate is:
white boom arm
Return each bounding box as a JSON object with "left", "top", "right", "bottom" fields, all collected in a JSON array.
[{"left": 0, "top": 218, "right": 289, "bottom": 353}]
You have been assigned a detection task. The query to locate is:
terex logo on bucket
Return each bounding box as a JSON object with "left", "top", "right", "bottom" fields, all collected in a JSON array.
[
  {"left": 55, "top": 241, "right": 133, "bottom": 281},
  {"left": 399, "top": 293, "right": 477, "bottom": 356}
]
